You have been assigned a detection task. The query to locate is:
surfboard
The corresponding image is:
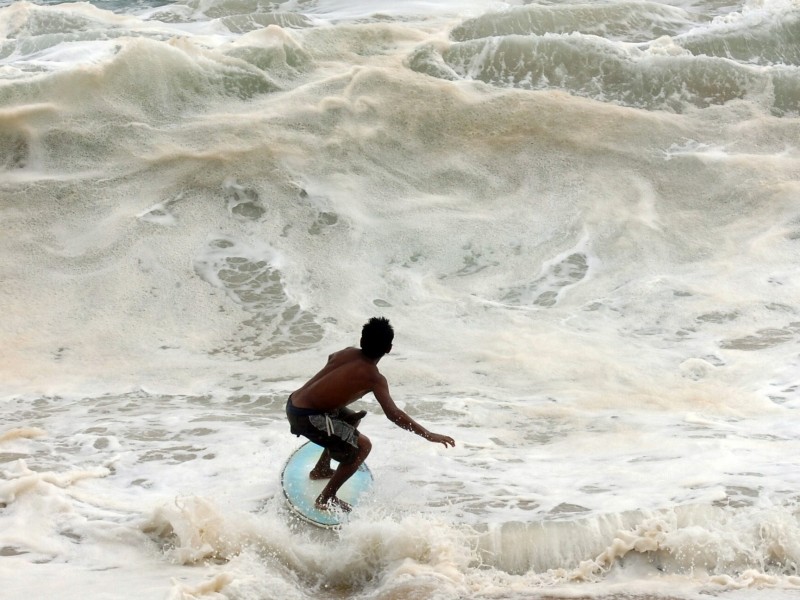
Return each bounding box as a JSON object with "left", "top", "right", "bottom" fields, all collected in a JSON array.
[{"left": 281, "top": 441, "right": 373, "bottom": 528}]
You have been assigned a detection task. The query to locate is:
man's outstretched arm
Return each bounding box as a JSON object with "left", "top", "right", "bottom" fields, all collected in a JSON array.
[{"left": 373, "top": 374, "right": 455, "bottom": 448}]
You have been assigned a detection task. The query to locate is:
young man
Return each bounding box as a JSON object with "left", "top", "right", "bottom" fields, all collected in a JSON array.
[{"left": 286, "top": 317, "right": 455, "bottom": 511}]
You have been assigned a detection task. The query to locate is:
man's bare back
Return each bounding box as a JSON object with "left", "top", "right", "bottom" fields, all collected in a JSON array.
[{"left": 290, "top": 347, "right": 379, "bottom": 413}]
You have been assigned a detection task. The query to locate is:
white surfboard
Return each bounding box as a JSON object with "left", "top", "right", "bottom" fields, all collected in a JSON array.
[{"left": 281, "top": 441, "right": 373, "bottom": 528}]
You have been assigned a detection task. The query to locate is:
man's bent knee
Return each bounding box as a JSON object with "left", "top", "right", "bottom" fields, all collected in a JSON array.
[{"left": 358, "top": 434, "right": 372, "bottom": 458}]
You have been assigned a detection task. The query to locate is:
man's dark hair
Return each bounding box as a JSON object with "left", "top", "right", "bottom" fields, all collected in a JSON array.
[{"left": 360, "top": 317, "right": 394, "bottom": 359}]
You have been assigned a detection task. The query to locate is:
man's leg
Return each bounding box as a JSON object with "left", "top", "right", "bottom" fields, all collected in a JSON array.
[
  {"left": 308, "top": 410, "right": 366, "bottom": 480},
  {"left": 309, "top": 449, "right": 334, "bottom": 479},
  {"left": 316, "top": 433, "right": 371, "bottom": 512}
]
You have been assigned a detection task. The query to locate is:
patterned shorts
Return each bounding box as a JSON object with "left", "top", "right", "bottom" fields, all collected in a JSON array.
[{"left": 286, "top": 398, "right": 362, "bottom": 464}]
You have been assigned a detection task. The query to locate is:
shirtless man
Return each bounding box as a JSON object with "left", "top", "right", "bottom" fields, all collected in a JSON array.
[{"left": 286, "top": 317, "right": 455, "bottom": 511}]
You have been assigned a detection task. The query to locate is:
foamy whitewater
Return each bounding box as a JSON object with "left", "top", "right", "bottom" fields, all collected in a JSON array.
[{"left": 1, "top": 0, "right": 799, "bottom": 598}]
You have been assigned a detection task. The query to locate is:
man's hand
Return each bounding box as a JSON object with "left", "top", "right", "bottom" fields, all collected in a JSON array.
[{"left": 426, "top": 432, "right": 455, "bottom": 448}]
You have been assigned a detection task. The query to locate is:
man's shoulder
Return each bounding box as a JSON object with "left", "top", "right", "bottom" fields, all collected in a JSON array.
[{"left": 329, "top": 346, "right": 360, "bottom": 360}]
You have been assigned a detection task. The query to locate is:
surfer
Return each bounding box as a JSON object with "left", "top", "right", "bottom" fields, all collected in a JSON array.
[{"left": 286, "top": 317, "right": 456, "bottom": 512}]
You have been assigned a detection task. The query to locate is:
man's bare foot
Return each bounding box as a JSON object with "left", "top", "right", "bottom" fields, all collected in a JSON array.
[
  {"left": 315, "top": 495, "right": 352, "bottom": 512},
  {"left": 309, "top": 466, "right": 335, "bottom": 480}
]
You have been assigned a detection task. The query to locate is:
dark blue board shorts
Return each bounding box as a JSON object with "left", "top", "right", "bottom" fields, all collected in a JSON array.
[{"left": 286, "top": 396, "right": 363, "bottom": 464}]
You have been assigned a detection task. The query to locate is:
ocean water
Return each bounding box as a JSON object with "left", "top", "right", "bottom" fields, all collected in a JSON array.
[{"left": 1, "top": 0, "right": 799, "bottom": 598}]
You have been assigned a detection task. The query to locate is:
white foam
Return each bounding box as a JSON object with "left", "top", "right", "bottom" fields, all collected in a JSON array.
[{"left": 2, "top": 0, "right": 800, "bottom": 598}]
